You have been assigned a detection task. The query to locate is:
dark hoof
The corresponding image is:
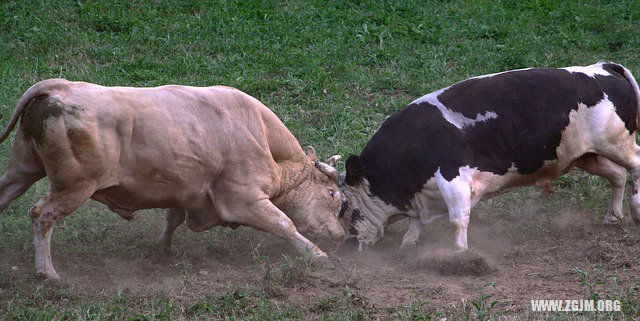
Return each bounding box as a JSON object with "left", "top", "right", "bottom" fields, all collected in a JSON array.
[
  {"left": 399, "top": 242, "right": 418, "bottom": 253},
  {"left": 313, "top": 255, "right": 334, "bottom": 268}
]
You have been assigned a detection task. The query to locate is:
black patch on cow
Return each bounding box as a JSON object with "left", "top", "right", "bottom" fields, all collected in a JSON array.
[
  {"left": 20, "top": 94, "right": 82, "bottom": 144},
  {"left": 349, "top": 208, "right": 362, "bottom": 235},
  {"left": 20, "top": 94, "right": 59, "bottom": 143},
  {"left": 601, "top": 63, "right": 638, "bottom": 134},
  {"left": 350, "top": 65, "right": 638, "bottom": 211},
  {"left": 345, "top": 155, "right": 365, "bottom": 186},
  {"left": 339, "top": 201, "right": 348, "bottom": 218},
  {"left": 353, "top": 103, "right": 469, "bottom": 210}
]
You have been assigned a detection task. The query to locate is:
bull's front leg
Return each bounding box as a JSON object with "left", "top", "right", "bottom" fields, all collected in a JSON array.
[
  {"left": 400, "top": 217, "right": 422, "bottom": 250},
  {"left": 435, "top": 168, "right": 473, "bottom": 251},
  {"left": 223, "top": 199, "right": 331, "bottom": 266},
  {"left": 157, "top": 208, "right": 186, "bottom": 251}
]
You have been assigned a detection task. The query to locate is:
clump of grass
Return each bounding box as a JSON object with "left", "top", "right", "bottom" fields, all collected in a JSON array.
[
  {"left": 188, "top": 288, "right": 304, "bottom": 320},
  {"left": 461, "top": 282, "right": 504, "bottom": 321},
  {"left": 394, "top": 299, "right": 446, "bottom": 321},
  {"left": 574, "top": 266, "right": 640, "bottom": 318},
  {"left": 251, "top": 244, "right": 316, "bottom": 297},
  {"left": 312, "top": 286, "right": 377, "bottom": 320}
]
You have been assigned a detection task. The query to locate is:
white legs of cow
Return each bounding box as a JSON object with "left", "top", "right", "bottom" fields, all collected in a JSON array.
[
  {"left": 395, "top": 153, "right": 631, "bottom": 252},
  {"left": 434, "top": 167, "right": 475, "bottom": 251},
  {"left": 574, "top": 154, "right": 627, "bottom": 224},
  {"left": 620, "top": 147, "right": 640, "bottom": 225},
  {"left": 400, "top": 217, "right": 422, "bottom": 249}
]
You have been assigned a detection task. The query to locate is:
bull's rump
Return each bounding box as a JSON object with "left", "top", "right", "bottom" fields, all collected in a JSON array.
[
  {"left": 359, "top": 64, "right": 637, "bottom": 210},
  {"left": 17, "top": 81, "right": 271, "bottom": 211}
]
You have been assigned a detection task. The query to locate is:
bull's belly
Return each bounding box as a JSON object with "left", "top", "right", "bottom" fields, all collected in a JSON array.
[
  {"left": 474, "top": 160, "right": 572, "bottom": 199},
  {"left": 91, "top": 185, "right": 176, "bottom": 212},
  {"left": 407, "top": 160, "right": 573, "bottom": 223},
  {"left": 91, "top": 183, "right": 231, "bottom": 232},
  {"left": 91, "top": 183, "right": 207, "bottom": 216}
]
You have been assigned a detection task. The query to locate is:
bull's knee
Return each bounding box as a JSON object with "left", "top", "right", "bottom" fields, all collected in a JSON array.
[{"left": 29, "top": 198, "right": 47, "bottom": 220}]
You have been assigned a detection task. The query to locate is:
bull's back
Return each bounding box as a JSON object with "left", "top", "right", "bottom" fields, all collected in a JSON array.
[
  {"left": 359, "top": 64, "right": 638, "bottom": 210},
  {"left": 17, "top": 81, "right": 278, "bottom": 209}
]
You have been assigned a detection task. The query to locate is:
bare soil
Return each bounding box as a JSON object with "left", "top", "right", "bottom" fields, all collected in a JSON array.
[{"left": 2, "top": 193, "right": 640, "bottom": 319}]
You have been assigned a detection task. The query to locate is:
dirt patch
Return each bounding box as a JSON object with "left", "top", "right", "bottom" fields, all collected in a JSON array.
[
  {"left": 413, "top": 249, "right": 495, "bottom": 276},
  {"left": 2, "top": 198, "right": 640, "bottom": 318}
]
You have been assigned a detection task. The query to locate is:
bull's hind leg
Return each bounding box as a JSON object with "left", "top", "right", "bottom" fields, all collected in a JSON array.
[
  {"left": 158, "top": 208, "right": 186, "bottom": 251},
  {"left": 595, "top": 142, "right": 640, "bottom": 225},
  {"left": 30, "top": 185, "right": 94, "bottom": 279},
  {"left": 0, "top": 129, "right": 45, "bottom": 213},
  {"left": 435, "top": 167, "right": 474, "bottom": 251},
  {"left": 575, "top": 154, "right": 627, "bottom": 224}
]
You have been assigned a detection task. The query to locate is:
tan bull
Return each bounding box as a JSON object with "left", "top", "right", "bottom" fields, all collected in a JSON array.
[{"left": 0, "top": 79, "right": 346, "bottom": 280}]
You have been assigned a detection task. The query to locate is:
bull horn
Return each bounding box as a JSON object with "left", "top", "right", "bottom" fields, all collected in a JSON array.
[
  {"left": 315, "top": 161, "right": 340, "bottom": 182},
  {"left": 326, "top": 155, "right": 342, "bottom": 167},
  {"left": 306, "top": 146, "right": 317, "bottom": 161}
]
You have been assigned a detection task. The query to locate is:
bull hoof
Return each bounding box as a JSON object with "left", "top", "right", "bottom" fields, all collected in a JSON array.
[
  {"left": 159, "top": 244, "right": 173, "bottom": 255},
  {"left": 35, "top": 271, "right": 60, "bottom": 282},
  {"left": 454, "top": 247, "right": 468, "bottom": 254},
  {"left": 313, "top": 255, "right": 334, "bottom": 269},
  {"left": 603, "top": 214, "right": 623, "bottom": 225},
  {"left": 156, "top": 237, "right": 174, "bottom": 255},
  {"left": 399, "top": 242, "right": 418, "bottom": 253}
]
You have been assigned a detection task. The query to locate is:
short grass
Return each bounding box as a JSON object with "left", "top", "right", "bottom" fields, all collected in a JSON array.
[{"left": 1, "top": 0, "right": 640, "bottom": 319}]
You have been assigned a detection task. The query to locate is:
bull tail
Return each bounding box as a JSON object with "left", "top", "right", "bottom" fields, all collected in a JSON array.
[
  {"left": 612, "top": 63, "right": 640, "bottom": 131},
  {"left": 0, "top": 78, "right": 69, "bottom": 144}
]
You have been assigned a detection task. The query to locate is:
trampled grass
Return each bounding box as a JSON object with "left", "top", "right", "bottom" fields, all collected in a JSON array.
[{"left": 1, "top": 0, "right": 640, "bottom": 319}]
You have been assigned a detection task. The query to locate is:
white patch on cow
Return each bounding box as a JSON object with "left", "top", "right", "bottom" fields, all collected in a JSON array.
[
  {"left": 470, "top": 68, "right": 533, "bottom": 80},
  {"left": 407, "top": 175, "right": 448, "bottom": 224},
  {"left": 433, "top": 166, "right": 475, "bottom": 250},
  {"left": 342, "top": 178, "right": 402, "bottom": 246},
  {"left": 411, "top": 88, "right": 499, "bottom": 129},
  {"left": 563, "top": 63, "right": 610, "bottom": 78},
  {"left": 557, "top": 93, "right": 629, "bottom": 161}
]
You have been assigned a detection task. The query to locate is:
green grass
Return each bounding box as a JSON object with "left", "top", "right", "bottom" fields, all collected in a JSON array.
[{"left": 2, "top": 0, "right": 640, "bottom": 319}]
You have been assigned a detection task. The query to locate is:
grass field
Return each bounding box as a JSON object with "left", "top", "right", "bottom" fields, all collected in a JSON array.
[{"left": 1, "top": 0, "right": 640, "bottom": 320}]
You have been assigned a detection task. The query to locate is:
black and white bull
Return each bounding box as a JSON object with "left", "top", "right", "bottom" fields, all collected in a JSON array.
[{"left": 340, "top": 62, "right": 640, "bottom": 251}]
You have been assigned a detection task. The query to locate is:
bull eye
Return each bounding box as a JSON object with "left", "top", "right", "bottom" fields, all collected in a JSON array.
[{"left": 329, "top": 189, "right": 335, "bottom": 197}]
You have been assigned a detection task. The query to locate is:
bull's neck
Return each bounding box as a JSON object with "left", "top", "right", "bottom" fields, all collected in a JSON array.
[
  {"left": 357, "top": 179, "right": 404, "bottom": 234},
  {"left": 271, "top": 157, "right": 312, "bottom": 210}
]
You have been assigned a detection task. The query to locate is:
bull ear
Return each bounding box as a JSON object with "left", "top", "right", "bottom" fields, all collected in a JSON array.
[
  {"left": 345, "top": 155, "right": 364, "bottom": 186},
  {"left": 306, "top": 146, "right": 317, "bottom": 161},
  {"left": 326, "top": 155, "right": 342, "bottom": 167}
]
